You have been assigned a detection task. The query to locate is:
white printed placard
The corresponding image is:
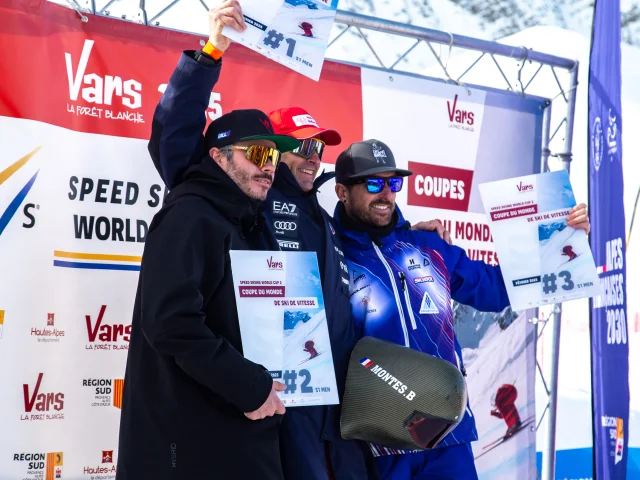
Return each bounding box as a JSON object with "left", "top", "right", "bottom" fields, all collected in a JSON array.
[
  {"left": 229, "top": 251, "right": 339, "bottom": 406},
  {"left": 223, "top": 0, "right": 339, "bottom": 81},
  {"left": 479, "top": 170, "right": 601, "bottom": 311}
]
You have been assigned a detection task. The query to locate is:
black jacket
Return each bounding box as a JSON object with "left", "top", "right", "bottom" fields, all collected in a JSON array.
[{"left": 116, "top": 159, "right": 283, "bottom": 480}]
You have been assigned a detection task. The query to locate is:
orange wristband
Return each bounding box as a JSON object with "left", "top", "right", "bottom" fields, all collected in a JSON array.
[{"left": 202, "top": 41, "right": 224, "bottom": 60}]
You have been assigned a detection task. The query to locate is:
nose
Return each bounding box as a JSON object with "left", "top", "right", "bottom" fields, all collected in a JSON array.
[
  {"left": 261, "top": 161, "right": 276, "bottom": 176},
  {"left": 376, "top": 183, "right": 394, "bottom": 200},
  {"left": 307, "top": 152, "right": 321, "bottom": 166}
]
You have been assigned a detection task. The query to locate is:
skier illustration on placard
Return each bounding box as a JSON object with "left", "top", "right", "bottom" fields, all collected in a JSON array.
[
  {"left": 299, "top": 22, "right": 314, "bottom": 37},
  {"left": 561, "top": 245, "right": 578, "bottom": 261},
  {"left": 490, "top": 383, "right": 522, "bottom": 438},
  {"left": 303, "top": 340, "right": 319, "bottom": 359}
]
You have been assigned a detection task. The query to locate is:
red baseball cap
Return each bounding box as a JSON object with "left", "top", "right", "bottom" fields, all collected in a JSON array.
[{"left": 269, "top": 107, "right": 342, "bottom": 146}]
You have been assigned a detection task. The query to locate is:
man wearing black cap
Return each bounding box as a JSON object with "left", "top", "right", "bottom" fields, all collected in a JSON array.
[
  {"left": 333, "top": 140, "right": 591, "bottom": 480},
  {"left": 116, "top": 101, "right": 299, "bottom": 478}
]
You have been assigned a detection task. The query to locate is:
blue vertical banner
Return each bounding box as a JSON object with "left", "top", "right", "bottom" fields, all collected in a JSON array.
[{"left": 588, "top": 0, "right": 630, "bottom": 479}]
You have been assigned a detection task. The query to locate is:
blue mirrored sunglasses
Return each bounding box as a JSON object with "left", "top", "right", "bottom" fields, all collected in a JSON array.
[{"left": 353, "top": 177, "right": 404, "bottom": 194}]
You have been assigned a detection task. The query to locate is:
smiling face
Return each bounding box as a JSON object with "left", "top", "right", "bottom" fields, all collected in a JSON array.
[
  {"left": 210, "top": 139, "right": 277, "bottom": 201},
  {"left": 337, "top": 171, "right": 397, "bottom": 227},
  {"left": 280, "top": 150, "right": 321, "bottom": 192}
]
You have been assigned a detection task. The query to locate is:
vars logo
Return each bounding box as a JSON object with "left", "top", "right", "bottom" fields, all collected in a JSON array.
[
  {"left": 66, "top": 40, "right": 142, "bottom": 109},
  {"left": 447, "top": 94, "right": 475, "bottom": 131},
  {"left": 21, "top": 373, "right": 65, "bottom": 421},
  {"left": 85, "top": 305, "right": 131, "bottom": 350},
  {"left": 516, "top": 181, "right": 533, "bottom": 192},
  {"left": 266, "top": 256, "right": 283, "bottom": 270}
]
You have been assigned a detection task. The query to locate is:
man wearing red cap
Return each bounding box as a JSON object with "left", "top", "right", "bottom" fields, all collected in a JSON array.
[
  {"left": 147, "top": 2, "right": 379, "bottom": 478},
  {"left": 147, "top": 2, "right": 447, "bottom": 478}
]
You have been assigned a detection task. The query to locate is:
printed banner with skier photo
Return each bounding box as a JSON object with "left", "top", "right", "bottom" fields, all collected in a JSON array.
[
  {"left": 229, "top": 250, "right": 339, "bottom": 406},
  {"left": 479, "top": 170, "right": 601, "bottom": 311}
]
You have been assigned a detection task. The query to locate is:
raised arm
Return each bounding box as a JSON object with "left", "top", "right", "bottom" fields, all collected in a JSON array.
[{"left": 149, "top": 1, "right": 247, "bottom": 188}]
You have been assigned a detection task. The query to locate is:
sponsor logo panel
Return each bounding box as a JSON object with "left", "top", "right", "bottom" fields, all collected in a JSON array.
[
  {"left": 13, "top": 451, "right": 63, "bottom": 480},
  {"left": 21, "top": 373, "right": 65, "bottom": 422},
  {"left": 408, "top": 162, "right": 474, "bottom": 212}
]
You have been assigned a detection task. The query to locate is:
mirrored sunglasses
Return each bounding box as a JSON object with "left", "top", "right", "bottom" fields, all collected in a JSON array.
[
  {"left": 292, "top": 138, "right": 326, "bottom": 160},
  {"left": 230, "top": 145, "right": 281, "bottom": 169},
  {"left": 353, "top": 177, "right": 404, "bottom": 194}
]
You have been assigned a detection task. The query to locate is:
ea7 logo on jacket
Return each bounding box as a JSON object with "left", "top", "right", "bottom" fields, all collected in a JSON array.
[
  {"left": 66, "top": 40, "right": 142, "bottom": 109},
  {"left": 359, "top": 358, "right": 416, "bottom": 401},
  {"left": 272, "top": 201, "right": 298, "bottom": 217}
]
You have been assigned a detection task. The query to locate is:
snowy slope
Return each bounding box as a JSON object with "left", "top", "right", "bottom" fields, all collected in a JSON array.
[
  {"left": 538, "top": 221, "right": 595, "bottom": 286},
  {"left": 281, "top": 309, "right": 339, "bottom": 405}
]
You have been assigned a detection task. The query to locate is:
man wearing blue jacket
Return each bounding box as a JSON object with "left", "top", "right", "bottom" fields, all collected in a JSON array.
[{"left": 332, "top": 139, "right": 591, "bottom": 479}]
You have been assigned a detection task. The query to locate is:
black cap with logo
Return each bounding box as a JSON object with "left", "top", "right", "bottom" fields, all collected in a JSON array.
[
  {"left": 204, "top": 109, "right": 300, "bottom": 153},
  {"left": 335, "top": 139, "right": 413, "bottom": 185}
]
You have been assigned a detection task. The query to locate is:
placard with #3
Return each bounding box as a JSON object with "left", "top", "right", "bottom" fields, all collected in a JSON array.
[{"left": 478, "top": 170, "right": 601, "bottom": 311}]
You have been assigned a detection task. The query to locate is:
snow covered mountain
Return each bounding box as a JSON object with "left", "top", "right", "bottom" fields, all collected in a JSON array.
[{"left": 326, "top": 0, "right": 640, "bottom": 72}]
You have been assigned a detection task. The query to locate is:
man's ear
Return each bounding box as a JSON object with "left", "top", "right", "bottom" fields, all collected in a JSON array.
[
  {"left": 210, "top": 147, "right": 227, "bottom": 170},
  {"left": 335, "top": 183, "right": 348, "bottom": 203}
]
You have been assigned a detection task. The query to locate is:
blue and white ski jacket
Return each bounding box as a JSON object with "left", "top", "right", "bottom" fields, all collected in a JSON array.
[{"left": 334, "top": 204, "right": 510, "bottom": 455}]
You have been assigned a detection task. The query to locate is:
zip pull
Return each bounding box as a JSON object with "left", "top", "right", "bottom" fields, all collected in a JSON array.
[{"left": 398, "top": 271, "right": 406, "bottom": 291}]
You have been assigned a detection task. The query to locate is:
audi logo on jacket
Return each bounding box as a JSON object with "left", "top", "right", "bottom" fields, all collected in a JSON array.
[
  {"left": 273, "top": 220, "right": 297, "bottom": 231},
  {"left": 334, "top": 204, "right": 511, "bottom": 456}
]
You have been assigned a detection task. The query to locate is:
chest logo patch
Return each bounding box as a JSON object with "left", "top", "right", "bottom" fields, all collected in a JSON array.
[{"left": 419, "top": 291, "right": 439, "bottom": 314}]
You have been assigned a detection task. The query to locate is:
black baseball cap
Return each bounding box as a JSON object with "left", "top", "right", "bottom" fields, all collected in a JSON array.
[
  {"left": 204, "top": 109, "right": 300, "bottom": 152},
  {"left": 335, "top": 139, "right": 413, "bottom": 185}
]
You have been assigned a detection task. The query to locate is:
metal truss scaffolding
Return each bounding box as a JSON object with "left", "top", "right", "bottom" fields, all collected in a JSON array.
[{"left": 54, "top": 1, "right": 579, "bottom": 478}]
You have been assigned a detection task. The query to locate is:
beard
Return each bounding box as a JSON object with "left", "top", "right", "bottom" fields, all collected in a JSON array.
[
  {"left": 226, "top": 159, "right": 272, "bottom": 201},
  {"left": 352, "top": 199, "right": 395, "bottom": 227}
]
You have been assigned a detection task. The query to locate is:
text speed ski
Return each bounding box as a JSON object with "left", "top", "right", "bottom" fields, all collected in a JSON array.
[
  {"left": 229, "top": 251, "right": 339, "bottom": 406},
  {"left": 479, "top": 170, "right": 601, "bottom": 311}
]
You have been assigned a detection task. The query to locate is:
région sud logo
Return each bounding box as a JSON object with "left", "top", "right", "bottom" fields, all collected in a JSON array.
[
  {"left": 83, "top": 378, "right": 124, "bottom": 409},
  {"left": 13, "top": 451, "right": 63, "bottom": 480},
  {"left": 31, "top": 312, "right": 66, "bottom": 344},
  {"left": 85, "top": 305, "right": 131, "bottom": 351},
  {"left": 65, "top": 39, "right": 144, "bottom": 123},
  {"left": 21, "top": 373, "right": 64, "bottom": 421}
]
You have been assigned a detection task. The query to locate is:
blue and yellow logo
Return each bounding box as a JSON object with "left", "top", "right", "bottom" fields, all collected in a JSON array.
[{"left": 0, "top": 147, "right": 41, "bottom": 236}]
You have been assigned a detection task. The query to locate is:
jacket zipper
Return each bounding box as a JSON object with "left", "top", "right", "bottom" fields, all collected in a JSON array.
[
  {"left": 373, "top": 244, "right": 410, "bottom": 347},
  {"left": 398, "top": 272, "right": 418, "bottom": 330}
]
